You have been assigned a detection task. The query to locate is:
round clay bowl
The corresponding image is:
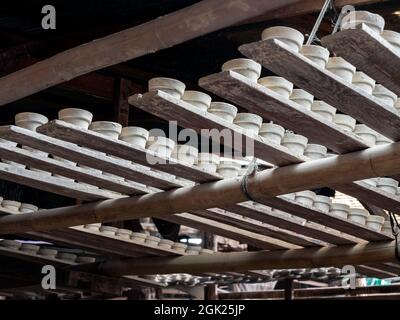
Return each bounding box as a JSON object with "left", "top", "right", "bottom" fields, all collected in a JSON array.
[
  {"left": 172, "top": 242, "right": 188, "bottom": 253},
  {"left": 382, "top": 30, "right": 400, "bottom": 54},
  {"left": 233, "top": 113, "right": 263, "bottom": 135},
  {"left": 158, "top": 239, "right": 174, "bottom": 249},
  {"left": 0, "top": 239, "right": 21, "bottom": 250},
  {"left": 330, "top": 203, "right": 350, "bottom": 219},
  {"left": 376, "top": 177, "right": 398, "bottom": 194},
  {"left": 348, "top": 208, "right": 369, "bottom": 225},
  {"left": 20, "top": 243, "right": 40, "bottom": 254},
  {"left": 259, "top": 122, "right": 285, "bottom": 144},
  {"left": 145, "top": 235, "right": 160, "bottom": 246},
  {"left": 84, "top": 223, "right": 101, "bottom": 232},
  {"left": 375, "top": 133, "right": 392, "bottom": 145},
  {"left": 294, "top": 190, "right": 316, "bottom": 206},
  {"left": 182, "top": 91, "right": 212, "bottom": 111},
  {"left": 311, "top": 101, "right": 337, "bottom": 121},
  {"left": 333, "top": 114, "right": 356, "bottom": 132},
  {"left": 366, "top": 215, "right": 385, "bottom": 231},
  {"left": 89, "top": 121, "right": 122, "bottom": 139},
  {"left": 115, "top": 228, "right": 133, "bottom": 240},
  {"left": 19, "top": 203, "right": 39, "bottom": 213},
  {"left": 15, "top": 112, "right": 48, "bottom": 131},
  {"left": 353, "top": 124, "right": 378, "bottom": 145},
  {"left": 200, "top": 249, "right": 215, "bottom": 255},
  {"left": 1, "top": 200, "right": 21, "bottom": 212},
  {"left": 148, "top": 77, "right": 186, "bottom": 99},
  {"left": 352, "top": 72, "right": 376, "bottom": 94},
  {"left": 313, "top": 195, "right": 332, "bottom": 212},
  {"left": 57, "top": 252, "right": 77, "bottom": 262},
  {"left": 304, "top": 144, "right": 327, "bottom": 160},
  {"left": 146, "top": 136, "right": 175, "bottom": 158},
  {"left": 58, "top": 108, "right": 93, "bottom": 129},
  {"left": 289, "top": 89, "right": 314, "bottom": 109},
  {"left": 258, "top": 76, "right": 294, "bottom": 98},
  {"left": 171, "top": 145, "right": 199, "bottom": 165},
  {"left": 119, "top": 127, "right": 149, "bottom": 149},
  {"left": 261, "top": 26, "right": 304, "bottom": 52},
  {"left": 217, "top": 160, "right": 241, "bottom": 178},
  {"left": 38, "top": 248, "right": 58, "bottom": 258},
  {"left": 99, "top": 225, "right": 118, "bottom": 236},
  {"left": 372, "top": 84, "right": 398, "bottom": 107},
  {"left": 208, "top": 102, "right": 238, "bottom": 123},
  {"left": 131, "top": 232, "right": 147, "bottom": 243},
  {"left": 281, "top": 133, "right": 308, "bottom": 155},
  {"left": 326, "top": 57, "right": 356, "bottom": 83},
  {"left": 76, "top": 256, "right": 96, "bottom": 263},
  {"left": 300, "top": 45, "right": 330, "bottom": 68},
  {"left": 221, "top": 58, "right": 262, "bottom": 82},
  {"left": 341, "top": 10, "right": 385, "bottom": 35},
  {"left": 196, "top": 153, "right": 220, "bottom": 173}
]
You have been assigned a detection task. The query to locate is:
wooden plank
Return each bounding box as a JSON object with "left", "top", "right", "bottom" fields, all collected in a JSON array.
[
  {"left": 193, "top": 208, "right": 324, "bottom": 247},
  {"left": 0, "top": 162, "right": 119, "bottom": 201},
  {"left": 0, "top": 142, "right": 149, "bottom": 195},
  {"left": 223, "top": 202, "right": 363, "bottom": 245},
  {"left": 322, "top": 24, "right": 400, "bottom": 96},
  {"left": 129, "top": 91, "right": 306, "bottom": 166},
  {"left": 0, "top": 125, "right": 184, "bottom": 189},
  {"left": 261, "top": 196, "right": 393, "bottom": 242},
  {"left": 166, "top": 213, "right": 302, "bottom": 250},
  {"left": 239, "top": 39, "right": 400, "bottom": 141},
  {"left": 199, "top": 71, "right": 371, "bottom": 153},
  {"left": 36, "top": 120, "right": 222, "bottom": 183}
]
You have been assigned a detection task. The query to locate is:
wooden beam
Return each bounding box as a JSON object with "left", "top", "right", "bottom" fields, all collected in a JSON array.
[
  {"left": 97, "top": 240, "right": 398, "bottom": 275},
  {"left": 0, "top": 0, "right": 299, "bottom": 107},
  {"left": 1, "top": 141, "right": 400, "bottom": 234}
]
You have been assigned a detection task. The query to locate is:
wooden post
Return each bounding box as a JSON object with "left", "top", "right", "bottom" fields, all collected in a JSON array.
[
  {"left": 204, "top": 284, "right": 218, "bottom": 300},
  {"left": 97, "top": 241, "right": 398, "bottom": 276},
  {"left": 1, "top": 142, "right": 400, "bottom": 235},
  {"left": 113, "top": 78, "right": 132, "bottom": 127}
]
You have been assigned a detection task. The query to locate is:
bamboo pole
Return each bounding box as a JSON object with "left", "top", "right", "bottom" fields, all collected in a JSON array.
[
  {"left": 0, "top": 143, "right": 400, "bottom": 235},
  {"left": 0, "top": 0, "right": 299, "bottom": 107},
  {"left": 98, "top": 241, "right": 398, "bottom": 276}
]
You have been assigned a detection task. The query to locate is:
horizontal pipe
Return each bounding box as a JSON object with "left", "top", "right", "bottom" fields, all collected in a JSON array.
[
  {"left": 0, "top": 143, "right": 400, "bottom": 235},
  {"left": 98, "top": 241, "right": 398, "bottom": 276},
  {"left": 0, "top": 0, "right": 298, "bottom": 107}
]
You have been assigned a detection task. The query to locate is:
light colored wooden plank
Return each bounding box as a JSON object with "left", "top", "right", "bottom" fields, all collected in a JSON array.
[
  {"left": 129, "top": 91, "right": 306, "bottom": 166},
  {"left": 239, "top": 38, "right": 400, "bottom": 140},
  {"left": 0, "top": 125, "right": 184, "bottom": 189},
  {"left": 322, "top": 24, "right": 400, "bottom": 96},
  {"left": 199, "top": 71, "right": 371, "bottom": 153},
  {"left": 36, "top": 120, "right": 222, "bottom": 183}
]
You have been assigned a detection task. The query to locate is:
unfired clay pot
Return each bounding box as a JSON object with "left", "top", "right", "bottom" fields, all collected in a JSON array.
[
  {"left": 146, "top": 136, "right": 175, "bottom": 158},
  {"left": 158, "top": 239, "right": 174, "bottom": 249},
  {"left": 145, "top": 235, "right": 160, "bottom": 246},
  {"left": 313, "top": 195, "right": 332, "bottom": 212},
  {"left": 300, "top": 45, "right": 330, "bottom": 68},
  {"left": 200, "top": 249, "right": 215, "bottom": 255},
  {"left": 148, "top": 77, "right": 186, "bottom": 99},
  {"left": 99, "top": 225, "right": 118, "bottom": 236},
  {"left": 258, "top": 76, "right": 293, "bottom": 99},
  {"left": 186, "top": 246, "right": 201, "bottom": 255},
  {"left": 116, "top": 228, "right": 133, "bottom": 240},
  {"left": 304, "top": 144, "right": 327, "bottom": 160},
  {"left": 19, "top": 203, "right": 38, "bottom": 213},
  {"left": 58, "top": 108, "right": 93, "bottom": 129},
  {"left": 281, "top": 133, "right": 308, "bottom": 155},
  {"left": 217, "top": 160, "right": 241, "bottom": 178},
  {"left": 330, "top": 203, "right": 350, "bottom": 219},
  {"left": 375, "top": 133, "right": 392, "bottom": 145},
  {"left": 352, "top": 72, "right": 376, "bottom": 94},
  {"left": 38, "top": 248, "right": 58, "bottom": 258},
  {"left": 348, "top": 208, "right": 369, "bottom": 225},
  {"left": 221, "top": 58, "right": 262, "bottom": 82},
  {"left": 333, "top": 114, "right": 356, "bottom": 132},
  {"left": 208, "top": 102, "right": 238, "bottom": 123},
  {"left": 182, "top": 91, "right": 212, "bottom": 111},
  {"left": 372, "top": 84, "right": 398, "bottom": 107},
  {"left": 311, "top": 101, "right": 337, "bottom": 121},
  {"left": 1, "top": 200, "right": 21, "bottom": 212},
  {"left": 131, "top": 232, "right": 147, "bottom": 243},
  {"left": 289, "top": 89, "right": 314, "bottom": 109},
  {"left": 261, "top": 26, "right": 304, "bottom": 52},
  {"left": 340, "top": 10, "right": 385, "bottom": 35},
  {"left": 57, "top": 252, "right": 77, "bottom": 262},
  {"left": 84, "top": 223, "right": 101, "bottom": 232},
  {"left": 353, "top": 124, "right": 378, "bottom": 145},
  {"left": 366, "top": 215, "right": 385, "bottom": 231},
  {"left": 171, "top": 145, "right": 199, "bottom": 165},
  {"left": 259, "top": 123, "right": 285, "bottom": 145},
  {"left": 76, "top": 256, "right": 96, "bottom": 263},
  {"left": 89, "top": 121, "right": 122, "bottom": 139},
  {"left": 376, "top": 177, "right": 398, "bottom": 194},
  {"left": 15, "top": 112, "right": 48, "bottom": 131},
  {"left": 196, "top": 153, "right": 220, "bottom": 173},
  {"left": 294, "top": 190, "right": 316, "bottom": 206},
  {"left": 382, "top": 221, "right": 392, "bottom": 235},
  {"left": 326, "top": 57, "right": 356, "bottom": 83},
  {"left": 382, "top": 30, "right": 400, "bottom": 54},
  {"left": 20, "top": 243, "right": 40, "bottom": 254},
  {"left": 233, "top": 113, "right": 263, "bottom": 135},
  {"left": 119, "top": 127, "right": 149, "bottom": 149},
  {"left": 0, "top": 239, "right": 21, "bottom": 250}
]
